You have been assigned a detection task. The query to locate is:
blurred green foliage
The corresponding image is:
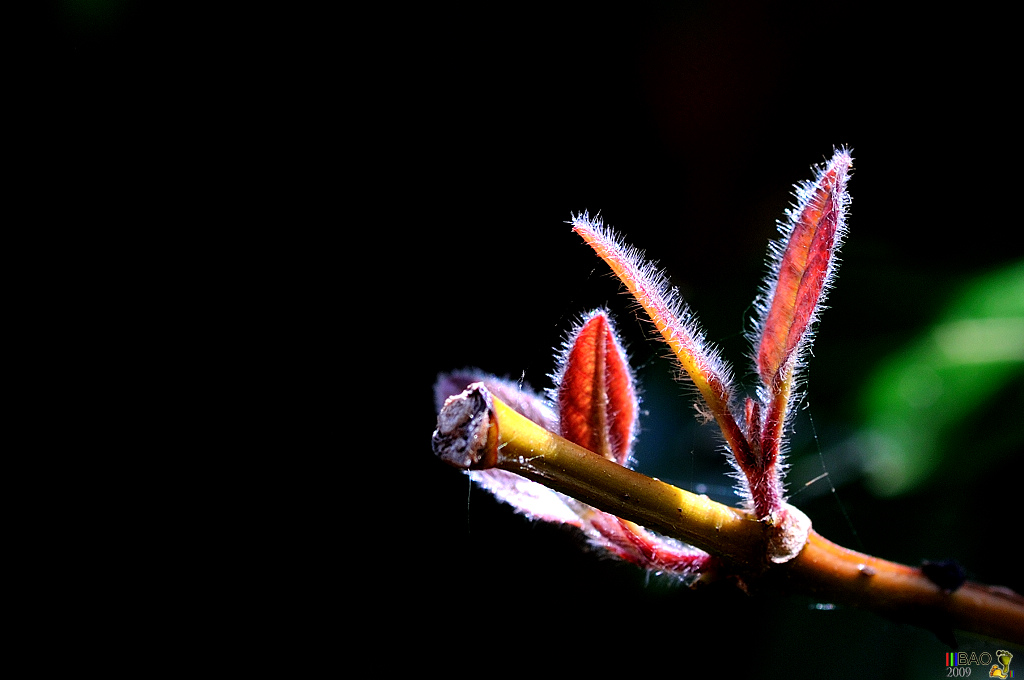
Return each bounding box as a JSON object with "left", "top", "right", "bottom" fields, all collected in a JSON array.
[
  {"left": 859, "top": 261, "right": 1024, "bottom": 496},
  {"left": 57, "top": 0, "right": 131, "bottom": 35}
]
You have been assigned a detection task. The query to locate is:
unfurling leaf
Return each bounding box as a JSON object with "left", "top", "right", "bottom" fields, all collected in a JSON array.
[
  {"left": 754, "top": 148, "right": 852, "bottom": 388},
  {"left": 741, "top": 148, "right": 853, "bottom": 521}
]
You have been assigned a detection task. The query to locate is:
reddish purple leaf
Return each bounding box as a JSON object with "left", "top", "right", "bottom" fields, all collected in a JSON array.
[
  {"left": 737, "top": 148, "right": 853, "bottom": 522},
  {"left": 756, "top": 149, "right": 852, "bottom": 386}
]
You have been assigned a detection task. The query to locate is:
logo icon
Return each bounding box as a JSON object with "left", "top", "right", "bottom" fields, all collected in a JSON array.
[{"left": 990, "top": 650, "right": 1014, "bottom": 679}]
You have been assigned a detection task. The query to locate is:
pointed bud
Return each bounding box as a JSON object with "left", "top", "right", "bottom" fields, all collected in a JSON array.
[{"left": 552, "top": 310, "right": 637, "bottom": 467}]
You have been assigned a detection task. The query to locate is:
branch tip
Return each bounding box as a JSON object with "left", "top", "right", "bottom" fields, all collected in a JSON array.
[{"left": 432, "top": 383, "right": 499, "bottom": 469}]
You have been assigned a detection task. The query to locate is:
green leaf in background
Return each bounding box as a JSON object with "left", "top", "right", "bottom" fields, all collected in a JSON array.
[{"left": 859, "top": 260, "right": 1024, "bottom": 496}]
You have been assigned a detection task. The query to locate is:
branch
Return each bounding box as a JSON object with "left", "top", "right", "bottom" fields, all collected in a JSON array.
[{"left": 432, "top": 384, "right": 1024, "bottom": 646}]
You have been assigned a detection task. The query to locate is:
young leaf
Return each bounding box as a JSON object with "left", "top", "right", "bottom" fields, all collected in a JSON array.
[
  {"left": 551, "top": 309, "right": 710, "bottom": 578},
  {"left": 743, "top": 148, "right": 853, "bottom": 521},
  {"left": 551, "top": 309, "right": 637, "bottom": 467},
  {"left": 754, "top": 148, "right": 852, "bottom": 388}
]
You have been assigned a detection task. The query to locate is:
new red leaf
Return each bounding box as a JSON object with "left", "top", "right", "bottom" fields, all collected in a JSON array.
[
  {"left": 756, "top": 149, "right": 852, "bottom": 387},
  {"left": 740, "top": 149, "right": 852, "bottom": 522},
  {"left": 554, "top": 310, "right": 637, "bottom": 467}
]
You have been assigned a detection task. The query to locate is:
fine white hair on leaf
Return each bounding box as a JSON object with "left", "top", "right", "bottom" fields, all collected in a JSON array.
[
  {"left": 748, "top": 148, "right": 853, "bottom": 388},
  {"left": 741, "top": 148, "right": 852, "bottom": 515},
  {"left": 569, "top": 212, "right": 736, "bottom": 404},
  {"left": 466, "top": 468, "right": 586, "bottom": 526},
  {"left": 570, "top": 212, "right": 752, "bottom": 506},
  {"left": 721, "top": 432, "right": 793, "bottom": 511},
  {"left": 546, "top": 307, "right": 641, "bottom": 469}
]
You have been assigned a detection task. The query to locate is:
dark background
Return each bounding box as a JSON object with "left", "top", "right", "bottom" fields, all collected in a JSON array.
[
  {"left": 52, "top": 2, "right": 1021, "bottom": 676},
  {"left": 401, "top": 7, "right": 1023, "bottom": 678}
]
